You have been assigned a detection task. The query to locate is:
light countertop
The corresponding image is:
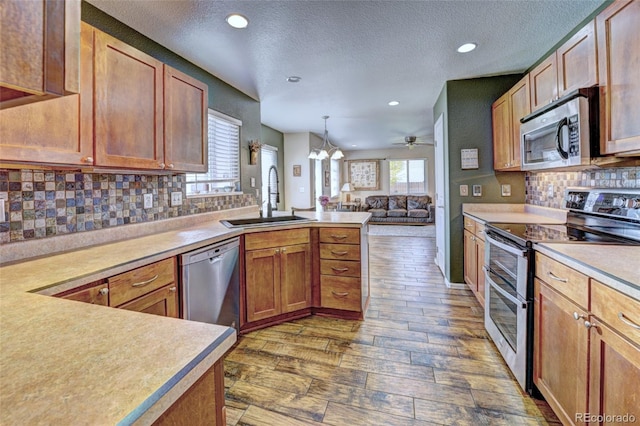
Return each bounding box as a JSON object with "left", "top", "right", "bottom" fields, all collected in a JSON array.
[
  {"left": 0, "top": 208, "right": 371, "bottom": 424},
  {"left": 462, "top": 203, "right": 567, "bottom": 224}
]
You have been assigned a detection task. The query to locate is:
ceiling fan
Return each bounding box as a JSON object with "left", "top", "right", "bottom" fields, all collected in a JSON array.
[{"left": 392, "top": 136, "right": 430, "bottom": 149}]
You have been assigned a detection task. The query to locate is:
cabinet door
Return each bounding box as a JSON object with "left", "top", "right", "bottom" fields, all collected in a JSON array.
[
  {"left": 463, "top": 230, "right": 477, "bottom": 291},
  {"left": 164, "top": 65, "right": 208, "bottom": 172},
  {"left": 118, "top": 284, "right": 179, "bottom": 318},
  {"left": 534, "top": 279, "right": 588, "bottom": 426},
  {"left": 0, "top": 0, "right": 79, "bottom": 107},
  {"left": 475, "top": 238, "right": 485, "bottom": 308},
  {"left": 0, "top": 22, "right": 92, "bottom": 166},
  {"left": 557, "top": 20, "right": 598, "bottom": 98},
  {"left": 530, "top": 55, "right": 558, "bottom": 111},
  {"left": 588, "top": 320, "right": 640, "bottom": 423},
  {"left": 597, "top": 0, "right": 640, "bottom": 155},
  {"left": 93, "top": 29, "right": 164, "bottom": 169},
  {"left": 508, "top": 74, "right": 530, "bottom": 169},
  {"left": 245, "top": 248, "right": 281, "bottom": 322},
  {"left": 491, "top": 92, "right": 512, "bottom": 170},
  {"left": 280, "top": 243, "right": 312, "bottom": 313}
]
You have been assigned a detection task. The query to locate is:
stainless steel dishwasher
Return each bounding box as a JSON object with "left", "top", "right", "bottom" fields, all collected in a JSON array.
[{"left": 180, "top": 237, "right": 240, "bottom": 332}]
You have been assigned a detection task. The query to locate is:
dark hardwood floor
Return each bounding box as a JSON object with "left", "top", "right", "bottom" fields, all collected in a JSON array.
[{"left": 224, "top": 230, "right": 560, "bottom": 425}]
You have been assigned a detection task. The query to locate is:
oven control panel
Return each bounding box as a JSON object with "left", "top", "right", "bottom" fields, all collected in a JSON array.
[{"left": 565, "top": 188, "right": 640, "bottom": 219}]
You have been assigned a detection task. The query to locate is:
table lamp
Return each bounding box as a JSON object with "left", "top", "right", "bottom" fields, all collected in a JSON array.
[{"left": 341, "top": 183, "right": 355, "bottom": 202}]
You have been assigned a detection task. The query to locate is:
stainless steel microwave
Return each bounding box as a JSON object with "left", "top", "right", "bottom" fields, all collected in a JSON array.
[{"left": 520, "top": 88, "right": 599, "bottom": 171}]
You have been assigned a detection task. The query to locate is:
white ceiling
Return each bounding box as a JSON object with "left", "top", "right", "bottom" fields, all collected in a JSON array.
[{"left": 86, "top": 0, "right": 605, "bottom": 151}]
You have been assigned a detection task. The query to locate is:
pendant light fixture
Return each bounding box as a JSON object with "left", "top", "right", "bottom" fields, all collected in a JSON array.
[{"left": 308, "top": 116, "right": 344, "bottom": 160}]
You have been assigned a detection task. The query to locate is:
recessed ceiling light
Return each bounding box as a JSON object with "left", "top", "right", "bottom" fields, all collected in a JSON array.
[
  {"left": 388, "top": 101, "right": 399, "bottom": 106},
  {"left": 351, "top": 144, "right": 357, "bottom": 147},
  {"left": 286, "top": 76, "right": 301, "bottom": 83},
  {"left": 226, "top": 14, "right": 249, "bottom": 29},
  {"left": 457, "top": 43, "right": 477, "bottom": 53}
]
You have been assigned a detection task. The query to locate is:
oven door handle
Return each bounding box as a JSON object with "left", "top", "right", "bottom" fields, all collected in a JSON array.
[
  {"left": 485, "top": 234, "right": 528, "bottom": 257},
  {"left": 485, "top": 268, "right": 527, "bottom": 308}
]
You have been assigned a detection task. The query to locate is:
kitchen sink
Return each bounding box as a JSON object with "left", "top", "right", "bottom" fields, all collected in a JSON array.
[{"left": 220, "top": 215, "right": 315, "bottom": 228}]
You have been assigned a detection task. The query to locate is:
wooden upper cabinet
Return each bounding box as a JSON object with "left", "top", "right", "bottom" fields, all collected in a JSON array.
[
  {"left": 597, "top": 0, "right": 640, "bottom": 155},
  {"left": 507, "top": 74, "right": 530, "bottom": 170},
  {"left": 0, "top": 20, "right": 92, "bottom": 166},
  {"left": 164, "top": 66, "right": 208, "bottom": 172},
  {"left": 530, "top": 55, "right": 558, "bottom": 111},
  {"left": 557, "top": 20, "right": 598, "bottom": 98},
  {"left": 492, "top": 92, "right": 512, "bottom": 170},
  {"left": 0, "top": 0, "right": 80, "bottom": 108},
  {"left": 93, "top": 29, "right": 165, "bottom": 170}
]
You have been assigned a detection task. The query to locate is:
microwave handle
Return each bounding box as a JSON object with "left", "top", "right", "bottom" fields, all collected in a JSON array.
[{"left": 555, "top": 117, "right": 569, "bottom": 160}]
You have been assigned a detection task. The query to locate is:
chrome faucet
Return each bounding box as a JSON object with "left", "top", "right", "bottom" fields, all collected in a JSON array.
[{"left": 266, "top": 165, "right": 279, "bottom": 217}]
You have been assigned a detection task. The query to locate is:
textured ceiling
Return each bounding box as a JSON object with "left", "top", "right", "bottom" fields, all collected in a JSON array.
[{"left": 86, "top": 0, "right": 605, "bottom": 151}]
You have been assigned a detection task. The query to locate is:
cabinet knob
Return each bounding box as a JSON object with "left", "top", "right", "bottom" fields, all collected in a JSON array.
[
  {"left": 99, "top": 288, "right": 109, "bottom": 296},
  {"left": 275, "top": 249, "right": 280, "bottom": 254},
  {"left": 159, "top": 163, "right": 166, "bottom": 169},
  {"left": 584, "top": 320, "right": 598, "bottom": 330},
  {"left": 281, "top": 248, "right": 286, "bottom": 253},
  {"left": 169, "top": 286, "right": 177, "bottom": 292},
  {"left": 168, "top": 163, "right": 175, "bottom": 169},
  {"left": 82, "top": 156, "right": 94, "bottom": 163},
  {"left": 573, "top": 312, "right": 585, "bottom": 321}
]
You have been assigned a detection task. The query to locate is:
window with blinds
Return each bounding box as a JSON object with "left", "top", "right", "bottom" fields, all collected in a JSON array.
[
  {"left": 186, "top": 109, "right": 241, "bottom": 196},
  {"left": 389, "top": 159, "right": 427, "bottom": 194}
]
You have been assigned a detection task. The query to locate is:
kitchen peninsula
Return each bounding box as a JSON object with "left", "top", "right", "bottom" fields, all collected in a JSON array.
[{"left": 0, "top": 208, "right": 370, "bottom": 424}]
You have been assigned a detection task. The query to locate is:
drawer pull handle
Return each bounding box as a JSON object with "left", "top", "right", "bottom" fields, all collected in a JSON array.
[
  {"left": 132, "top": 274, "right": 159, "bottom": 287},
  {"left": 331, "top": 235, "right": 348, "bottom": 240},
  {"left": 331, "top": 250, "right": 348, "bottom": 256},
  {"left": 618, "top": 312, "right": 640, "bottom": 330},
  {"left": 331, "top": 291, "right": 349, "bottom": 297},
  {"left": 547, "top": 271, "right": 568, "bottom": 283},
  {"left": 331, "top": 267, "right": 349, "bottom": 273}
]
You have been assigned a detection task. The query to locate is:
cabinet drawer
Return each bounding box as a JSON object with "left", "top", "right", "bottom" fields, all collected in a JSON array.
[
  {"left": 535, "top": 253, "right": 588, "bottom": 309},
  {"left": 321, "top": 276, "right": 361, "bottom": 311},
  {"left": 319, "top": 227, "right": 360, "bottom": 244},
  {"left": 320, "top": 243, "right": 360, "bottom": 261},
  {"left": 245, "top": 228, "right": 310, "bottom": 250},
  {"left": 58, "top": 280, "right": 109, "bottom": 306},
  {"left": 109, "top": 258, "right": 176, "bottom": 307},
  {"left": 591, "top": 279, "right": 640, "bottom": 346},
  {"left": 118, "top": 284, "right": 179, "bottom": 318},
  {"left": 320, "top": 259, "right": 361, "bottom": 278},
  {"left": 464, "top": 217, "right": 477, "bottom": 233},
  {"left": 475, "top": 222, "right": 485, "bottom": 241}
]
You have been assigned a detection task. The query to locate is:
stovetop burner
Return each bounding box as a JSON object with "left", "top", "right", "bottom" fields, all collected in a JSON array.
[{"left": 486, "top": 188, "right": 640, "bottom": 247}]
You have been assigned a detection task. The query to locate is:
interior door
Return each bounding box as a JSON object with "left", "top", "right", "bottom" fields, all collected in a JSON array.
[{"left": 434, "top": 114, "right": 446, "bottom": 275}]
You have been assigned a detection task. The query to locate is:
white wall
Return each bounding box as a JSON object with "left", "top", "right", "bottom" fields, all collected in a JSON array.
[
  {"left": 342, "top": 145, "right": 435, "bottom": 202},
  {"left": 283, "top": 132, "right": 323, "bottom": 210}
]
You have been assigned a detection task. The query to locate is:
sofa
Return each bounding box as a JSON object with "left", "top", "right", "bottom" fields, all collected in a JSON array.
[{"left": 363, "top": 195, "right": 434, "bottom": 224}]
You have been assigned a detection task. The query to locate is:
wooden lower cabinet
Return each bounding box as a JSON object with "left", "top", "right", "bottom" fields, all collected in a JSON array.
[
  {"left": 534, "top": 278, "right": 589, "bottom": 425},
  {"left": 463, "top": 217, "right": 485, "bottom": 307},
  {"left": 588, "top": 320, "right": 640, "bottom": 424},
  {"left": 118, "top": 284, "right": 178, "bottom": 318},
  {"left": 153, "top": 360, "right": 226, "bottom": 426},
  {"left": 244, "top": 229, "right": 312, "bottom": 323},
  {"left": 55, "top": 257, "right": 179, "bottom": 319},
  {"left": 534, "top": 254, "right": 640, "bottom": 425}
]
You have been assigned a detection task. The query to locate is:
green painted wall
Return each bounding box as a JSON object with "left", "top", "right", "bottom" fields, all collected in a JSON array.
[
  {"left": 434, "top": 75, "right": 526, "bottom": 283},
  {"left": 81, "top": 2, "right": 263, "bottom": 193}
]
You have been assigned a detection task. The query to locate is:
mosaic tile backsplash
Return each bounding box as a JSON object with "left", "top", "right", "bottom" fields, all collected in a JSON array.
[
  {"left": 525, "top": 166, "right": 640, "bottom": 209},
  {"left": 0, "top": 169, "right": 255, "bottom": 244}
]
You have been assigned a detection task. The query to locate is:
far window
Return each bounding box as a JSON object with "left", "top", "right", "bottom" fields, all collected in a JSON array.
[
  {"left": 330, "top": 159, "right": 340, "bottom": 198},
  {"left": 186, "top": 110, "right": 241, "bottom": 196},
  {"left": 389, "top": 159, "right": 426, "bottom": 194}
]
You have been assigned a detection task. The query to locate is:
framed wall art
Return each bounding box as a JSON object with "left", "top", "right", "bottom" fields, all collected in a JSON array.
[
  {"left": 293, "top": 164, "right": 301, "bottom": 177},
  {"left": 347, "top": 159, "right": 380, "bottom": 190}
]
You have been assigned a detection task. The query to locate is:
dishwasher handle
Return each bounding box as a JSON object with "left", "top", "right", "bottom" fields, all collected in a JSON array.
[{"left": 179, "top": 238, "right": 240, "bottom": 266}]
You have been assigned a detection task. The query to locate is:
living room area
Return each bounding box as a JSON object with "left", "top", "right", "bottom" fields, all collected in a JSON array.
[{"left": 280, "top": 133, "right": 435, "bottom": 226}]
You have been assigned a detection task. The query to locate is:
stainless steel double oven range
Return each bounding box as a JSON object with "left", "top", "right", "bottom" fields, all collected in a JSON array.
[{"left": 483, "top": 188, "right": 640, "bottom": 394}]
